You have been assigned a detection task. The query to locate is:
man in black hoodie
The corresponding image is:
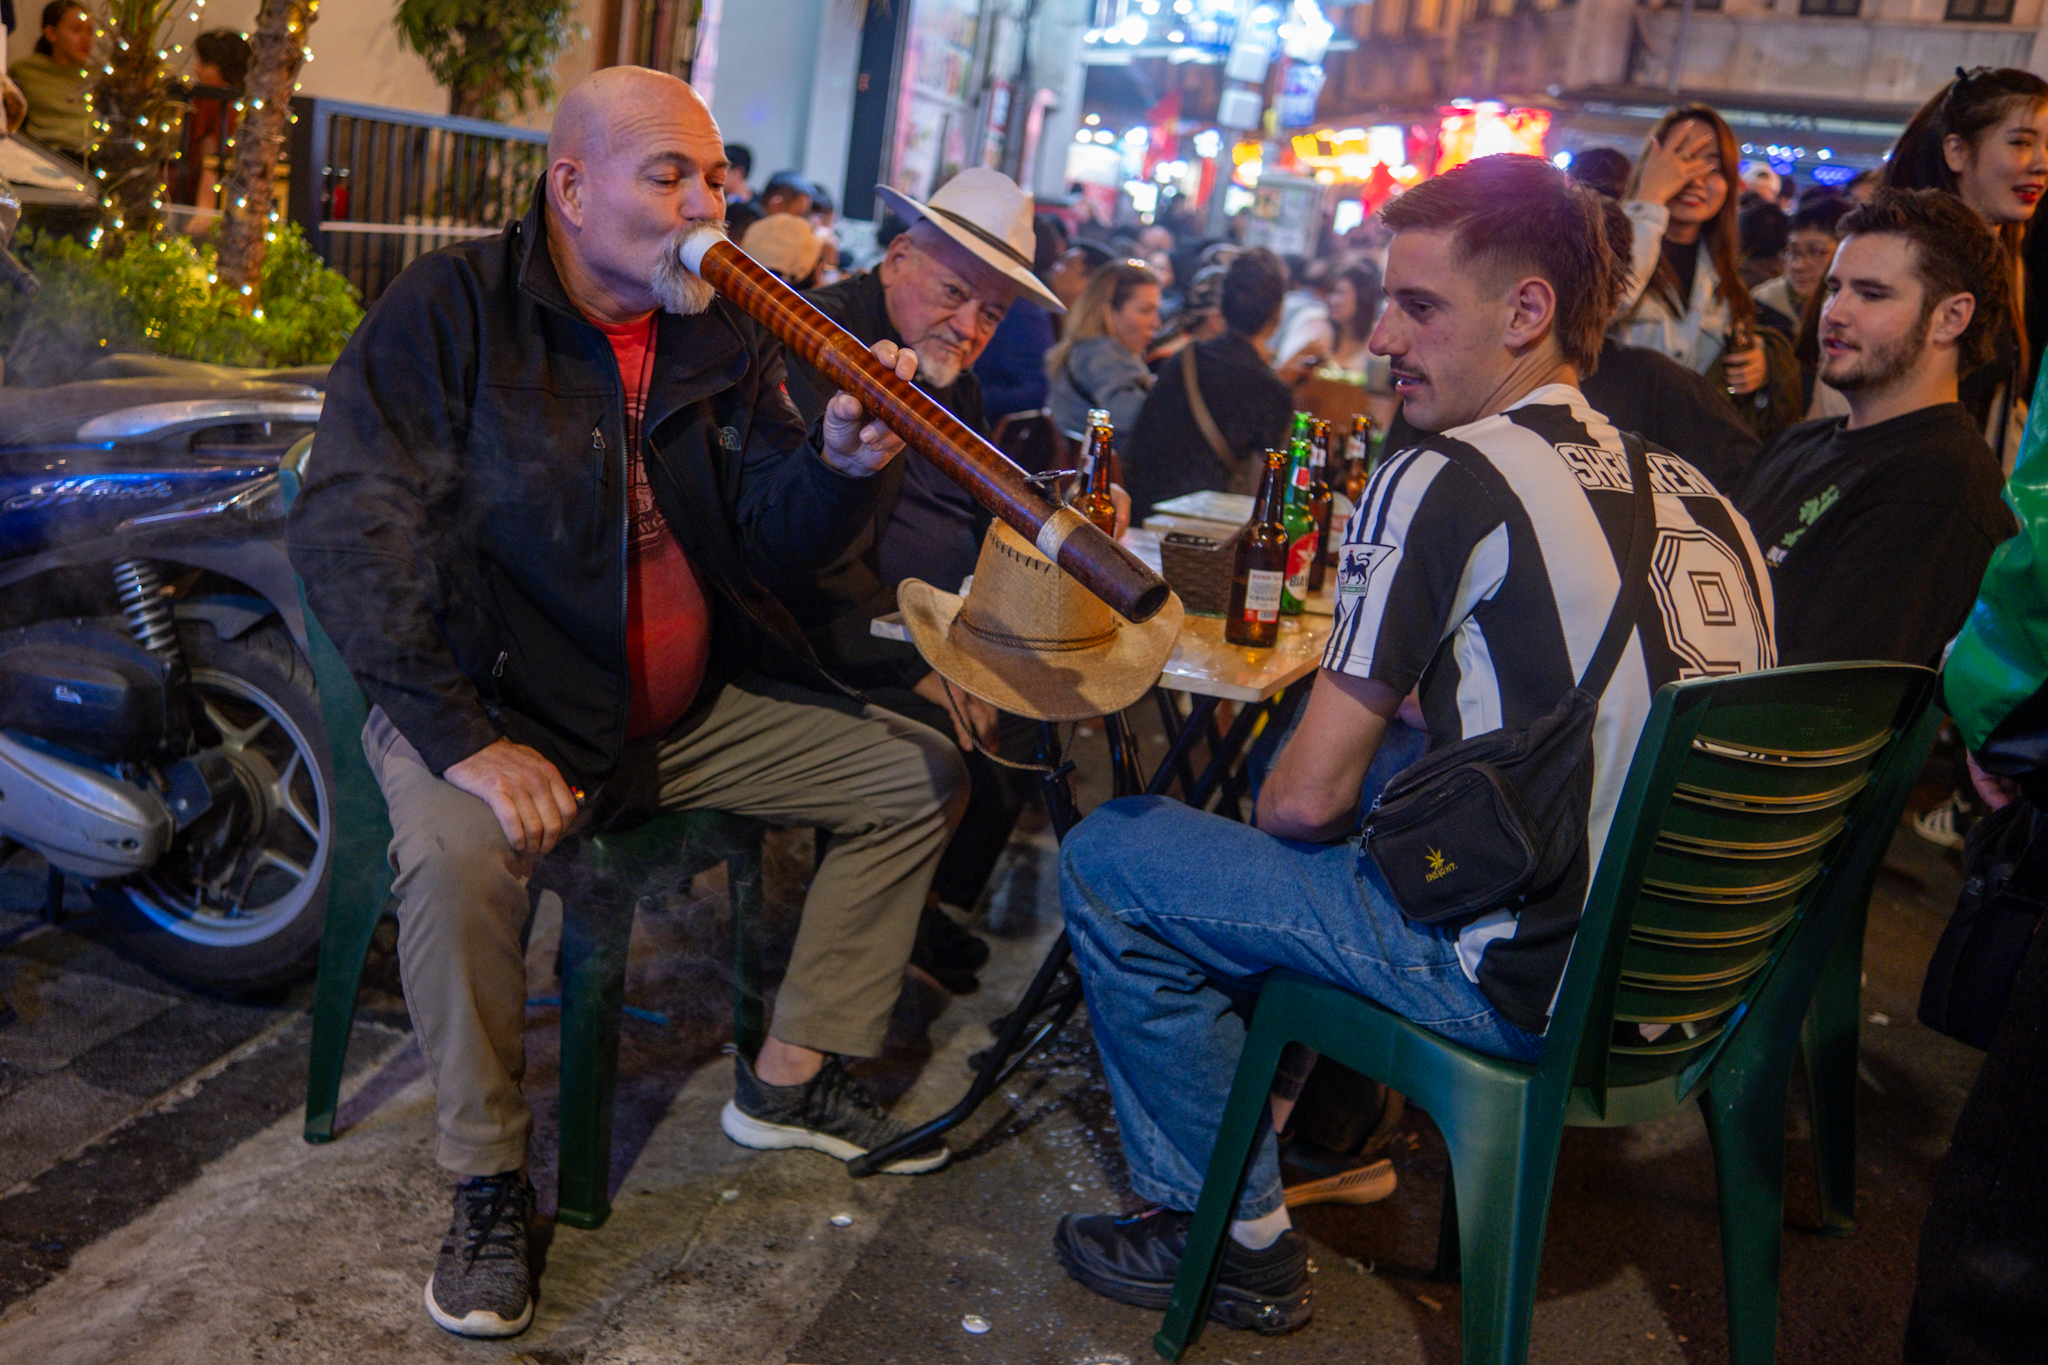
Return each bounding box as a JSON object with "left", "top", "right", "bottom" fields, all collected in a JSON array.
[
  {"left": 289, "top": 68, "right": 967, "bottom": 1338},
  {"left": 1733, "top": 189, "right": 2017, "bottom": 668}
]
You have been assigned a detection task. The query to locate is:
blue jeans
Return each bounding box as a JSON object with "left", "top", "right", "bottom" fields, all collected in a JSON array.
[{"left": 1059, "top": 723, "right": 1543, "bottom": 1220}]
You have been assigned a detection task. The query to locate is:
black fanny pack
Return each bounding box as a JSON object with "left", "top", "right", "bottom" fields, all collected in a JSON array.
[
  {"left": 1919, "top": 796, "right": 2048, "bottom": 1050},
  {"left": 1364, "top": 436, "right": 1655, "bottom": 924}
]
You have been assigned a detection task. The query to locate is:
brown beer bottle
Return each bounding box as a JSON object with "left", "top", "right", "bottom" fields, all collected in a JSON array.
[
  {"left": 1077, "top": 412, "right": 1118, "bottom": 539},
  {"left": 1226, "top": 451, "right": 1290, "bottom": 648},
  {"left": 1305, "top": 418, "right": 1334, "bottom": 592},
  {"left": 1341, "top": 413, "right": 1373, "bottom": 506}
]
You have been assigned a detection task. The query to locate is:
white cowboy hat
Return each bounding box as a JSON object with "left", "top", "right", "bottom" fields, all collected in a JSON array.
[
  {"left": 899, "top": 521, "right": 1183, "bottom": 722},
  {"left": 875, "top": 169, "right": 1065, "bottom": 313}
]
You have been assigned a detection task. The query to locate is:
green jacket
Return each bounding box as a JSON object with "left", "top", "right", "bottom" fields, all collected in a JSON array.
[
  {"left": 1943, "top": 361, "right": 2048, "bottom": 754},
  {"left": 9, "top": 52, "right": 90, "bottom": 156}
]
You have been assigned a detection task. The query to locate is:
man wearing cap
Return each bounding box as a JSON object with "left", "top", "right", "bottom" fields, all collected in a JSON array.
[
  {"left": 782, "top": 169, "right": 1077, "bottom": 987},
  {"left": 740, "top": 211, "right": 825, "bottom": 287}
]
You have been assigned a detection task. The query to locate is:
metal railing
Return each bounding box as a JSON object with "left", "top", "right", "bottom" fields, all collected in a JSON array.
[{"left": 284, "top": 97, "right": 549, "bottom": 304}]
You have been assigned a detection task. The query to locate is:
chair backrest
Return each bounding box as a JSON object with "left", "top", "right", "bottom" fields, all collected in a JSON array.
[{"left": 1536, "top": 663, "right": 1937, "bottom": 1121}]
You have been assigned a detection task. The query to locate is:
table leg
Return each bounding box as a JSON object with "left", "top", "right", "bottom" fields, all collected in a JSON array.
[
  {"left": 1190, "top": 699, "right": 1271, "bottom": 816},
  {"left": 1036, "top": 720, "right": 1080, "bottom": 838},
  {"left": 1104, "top": 710, "right": 1144, "bottom": 799},
  {"left": 1150, "top": 690, "right": 1216, "bottom": 801}
]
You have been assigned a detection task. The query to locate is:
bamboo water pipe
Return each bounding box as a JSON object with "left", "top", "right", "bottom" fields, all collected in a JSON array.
[{"left": 678, "top": 228, "right": 1172, "bottom": 624}]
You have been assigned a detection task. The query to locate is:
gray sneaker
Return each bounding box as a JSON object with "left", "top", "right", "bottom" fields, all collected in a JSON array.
[
  {"left": 720, "top": 1052, "right": 949, "bottom": 1174},
  {"left": 424, "top": 1173, "right": 535, "bottom": 1338}
]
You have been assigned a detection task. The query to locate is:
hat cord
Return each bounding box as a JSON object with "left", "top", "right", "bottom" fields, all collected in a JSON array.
[
  {"left": 958, "top": 616, "right": 1119, "bottom": 652},
  {"left": 937, "top": 682, "right": 1066, "bottom": 774}
]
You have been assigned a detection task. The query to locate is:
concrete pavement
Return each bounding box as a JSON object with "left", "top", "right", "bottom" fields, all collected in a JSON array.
[{"left": 0, "top": 768, "right": 1984, "bottom": 1364}]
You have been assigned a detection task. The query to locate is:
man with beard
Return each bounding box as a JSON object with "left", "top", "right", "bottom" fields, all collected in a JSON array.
[
  {"left": 1051, "top": 155, "right": 1772, "bottom": 1335},
  {"left": 1733, "top": 189, "right": 2017, "bottom": 666},
  {"left": 290, "top": 67, "right": 969, "bottom": 1338},
  {"left": 782, "top": 170, "right": 1081, "bottom": 990}
]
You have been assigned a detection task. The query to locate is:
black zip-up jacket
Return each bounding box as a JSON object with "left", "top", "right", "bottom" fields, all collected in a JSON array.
[{"left": 288, "top": 188, "right": 884, "bottom": 801}]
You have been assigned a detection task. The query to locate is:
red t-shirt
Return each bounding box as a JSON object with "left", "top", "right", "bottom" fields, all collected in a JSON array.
[{"left": 593, "top": 314, "right": 714, "bottom": 738}]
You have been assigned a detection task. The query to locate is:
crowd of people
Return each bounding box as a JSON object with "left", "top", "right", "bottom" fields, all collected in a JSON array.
[{"left": 285, "top": 56, "right": 2045, "bottom": 1360}]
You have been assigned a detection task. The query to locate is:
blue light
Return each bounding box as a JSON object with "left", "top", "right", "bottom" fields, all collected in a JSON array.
[{"left": 1810, "top": 164, "right": 1857, "bottom": 186}]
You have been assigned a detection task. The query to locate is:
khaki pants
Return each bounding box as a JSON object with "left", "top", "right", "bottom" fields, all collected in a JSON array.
[{"left": 365, "top": 674, "right": 968, "bottom": 1176}]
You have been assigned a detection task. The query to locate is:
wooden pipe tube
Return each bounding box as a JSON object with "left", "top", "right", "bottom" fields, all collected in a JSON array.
[{"left": 679, "top": 228, "right": 1172, "bottom": 624}]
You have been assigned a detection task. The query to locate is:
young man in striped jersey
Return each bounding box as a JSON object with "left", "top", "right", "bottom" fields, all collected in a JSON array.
[{"left": 1052, "top": 154, "right": 1775, "bottom": 1335}]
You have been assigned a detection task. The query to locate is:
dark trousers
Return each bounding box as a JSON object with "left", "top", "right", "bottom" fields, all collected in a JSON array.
[
  {"left": 867, "top": 685, "right": 1039, "bottom": 912},
  {"left": 1906, "top": 916, "right": 2048, "bottom": 1362}
]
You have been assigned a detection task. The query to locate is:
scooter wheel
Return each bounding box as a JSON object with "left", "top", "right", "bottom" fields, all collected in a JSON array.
[{"left": 90, "top": 619, "right": 333, "bottom": 994}]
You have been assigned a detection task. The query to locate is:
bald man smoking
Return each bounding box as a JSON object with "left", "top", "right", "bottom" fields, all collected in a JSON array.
[{"left": 289, "top": 68, "right": 969, "bottom": 1337}]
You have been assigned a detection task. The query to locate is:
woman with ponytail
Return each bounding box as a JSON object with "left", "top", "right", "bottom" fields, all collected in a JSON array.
[{"left": 1881, "top": 66, "right": 2048, "bottom": 467}]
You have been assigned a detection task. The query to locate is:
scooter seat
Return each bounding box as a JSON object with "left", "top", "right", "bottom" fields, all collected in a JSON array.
[
  {"left": 80, "top": 352, "right": 331, "bottom": 391},
  {"left": 0, "top": 376, "right": 321, "bottom": 447}
]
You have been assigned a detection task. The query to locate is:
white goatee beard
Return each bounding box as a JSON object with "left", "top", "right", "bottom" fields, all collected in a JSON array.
[
  {"left": 915, "top": 352, "right": 962, "bottom": 389},
  {"left": 651, "top": 221, "right": 724, "bottom": 316}
]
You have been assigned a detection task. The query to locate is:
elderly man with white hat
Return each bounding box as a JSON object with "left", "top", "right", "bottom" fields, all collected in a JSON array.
[{"left": 783, "top": 170, "right": 1085, "bottom": 989}]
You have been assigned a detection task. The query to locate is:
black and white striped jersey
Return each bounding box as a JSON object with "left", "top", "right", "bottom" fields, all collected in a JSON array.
[{"left": 1326, "top": 384, "right": 1776, "bottom": 1033}]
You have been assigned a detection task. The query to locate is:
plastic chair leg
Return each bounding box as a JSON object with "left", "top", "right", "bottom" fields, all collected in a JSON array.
[
  {"left": 302, "top": 890, "right": 394, "bottom": 1142},
  {"left": 1439, "top": 1119, "right": 1563, "bottom": 1365},
  {"left": 1700, "top": 1072, "right": 1791, "bottom": 1365},
  {"left": 297, "top": 589, "right": 396, "bottom": 1143},
  {"left": 1152, "top": 1024, "right": 1290, "bottom": 1362},
  {"left": 1434, "top": 1174, "right": 1462, "bottom": 1281},
  {"left": 555, "top": 873, "right": 633, "bottom": 1231},
  {"left": 729, "top": 831, "right": 766, "bottom": 1060},
  {"left": 1801, "top": 892, "right": 1866, "bottom": 1236}
]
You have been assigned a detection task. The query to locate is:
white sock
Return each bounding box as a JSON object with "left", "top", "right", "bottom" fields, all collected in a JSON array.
[{"left": 1229, "top": 1206, "right": 1292, "bottom": 1251}]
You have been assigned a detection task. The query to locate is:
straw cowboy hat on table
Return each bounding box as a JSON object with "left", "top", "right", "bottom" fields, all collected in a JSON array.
[
  {"left": 876, "top": 169, "right": 1065, "bottom": 314},
  {"left": 898, "top": 521, "right": 1184, "bottom": 723}
]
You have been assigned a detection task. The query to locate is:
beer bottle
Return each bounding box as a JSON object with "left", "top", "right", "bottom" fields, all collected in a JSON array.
[
  {"left": 1077, "top": 413, "right": 1118, "bottom": 538},
  {"left": 1341, "top": 413, "right": 1373, "bottom": 506},
  {"left": 1280, "top": 436, "right": 1317, "bottom": 615},
  {"left": 1289, "top": 410, "right": 1312, "bottom": 446},
  {"left": 1226, "top": 451, "right": 1290, "bottom": 648},
  {"left": 1305, "top": 418, "right": 1334, "bottom": 592}
]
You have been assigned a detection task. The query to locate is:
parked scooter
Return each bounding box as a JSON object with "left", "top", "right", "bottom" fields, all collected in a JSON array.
[{"left": 0, "top": 181, "right": 335, "bottom": 992}]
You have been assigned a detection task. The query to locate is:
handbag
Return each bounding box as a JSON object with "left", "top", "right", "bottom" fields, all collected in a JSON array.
[
  {"left": 1918, "top": 797, "right": 2048, "bottom": 1050},
  {"left": 1363, "top": 435, "right": 1655, "bottom": 924}
]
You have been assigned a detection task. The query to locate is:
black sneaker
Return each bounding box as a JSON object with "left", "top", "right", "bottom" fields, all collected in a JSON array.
[
  {"left": 424, "top": 1173, "right": 534, "bottom": 1338},
  {"left": 911, "top": 902, "right": 991, "bottom": 994},
  {"left": 1053, "top": 1205, "right": 1313, "bottom": 1335},
  {"left": 720, "top": 1051, "right": 950, "bottom": 1174}
]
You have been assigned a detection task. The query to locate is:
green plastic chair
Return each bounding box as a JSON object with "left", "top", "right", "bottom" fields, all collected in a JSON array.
[
  {"left": 1154, "top": 662, "right": 1939, "bottom": 1365},
  {"left": 283, "top": 451, "right": 766, "bottom": 1231},
  {"left": 1797, "top": 694, "right": 1937, "bottom": 1238}
]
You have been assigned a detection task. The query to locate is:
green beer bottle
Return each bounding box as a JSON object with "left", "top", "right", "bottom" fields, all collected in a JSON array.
[{"left": 1280, "top": 436, "right": 1316, "bottom": 615}]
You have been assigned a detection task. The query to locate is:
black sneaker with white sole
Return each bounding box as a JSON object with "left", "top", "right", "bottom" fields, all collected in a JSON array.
[
  {"left": 721, "top": 1051, "right": 949, "bottom": 1174},
  {"left": 1054, "top": 1205, "right": 1313, "bottom": 1335},
  {"left": 425, "top": 1173, "right": 535, "bottom": 1338}
]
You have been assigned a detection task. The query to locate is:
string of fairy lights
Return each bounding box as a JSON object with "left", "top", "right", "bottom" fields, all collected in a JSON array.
[{"left": 79, "top": 0, "right": 319, "bottom": 256}]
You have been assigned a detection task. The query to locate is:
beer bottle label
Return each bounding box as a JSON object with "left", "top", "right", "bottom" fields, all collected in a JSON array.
[
  {"left": 1243, "top": 570, "right": 1283, "bottom": 621},
  {"left": 1285, "top": 533, "right": 1317, "bottom": 594}
]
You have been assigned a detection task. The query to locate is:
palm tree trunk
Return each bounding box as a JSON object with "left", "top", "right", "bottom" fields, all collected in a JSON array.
[
  {"left": 92, "top": 0, "right": 183, "bottom": 247},
  {"left": 216, "top": 0, "right": 318, "bottom": 292}
]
